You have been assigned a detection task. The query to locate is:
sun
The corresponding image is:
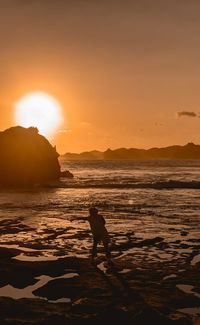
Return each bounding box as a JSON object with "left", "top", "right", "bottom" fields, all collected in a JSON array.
[{"left": 14, "top": 92, "right": 63, "bottom": 136}]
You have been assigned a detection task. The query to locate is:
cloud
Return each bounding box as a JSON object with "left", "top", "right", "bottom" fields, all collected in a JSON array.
[
  {"left": 177, "top": 111, "right": 197, "bottom": 118},
  {"left": 57, "top": 129, "right": 72, "bottom": 133}
]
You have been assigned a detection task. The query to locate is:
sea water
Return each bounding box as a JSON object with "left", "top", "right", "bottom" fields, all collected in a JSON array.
[{"left": 0, "top": 159, "right": 199, "bottom": 252}]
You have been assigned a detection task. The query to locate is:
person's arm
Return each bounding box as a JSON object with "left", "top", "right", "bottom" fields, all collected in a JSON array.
[
  {"left": 100, "top": 215, "right": 106, "bottom": 225},
  {"left": 77, "top": 216, "right": 89, "bottom": 221}
]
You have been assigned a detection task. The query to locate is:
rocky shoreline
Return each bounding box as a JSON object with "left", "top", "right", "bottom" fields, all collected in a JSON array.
[{"left": 0, "top": 215, "right": 199, "bottom": 324}]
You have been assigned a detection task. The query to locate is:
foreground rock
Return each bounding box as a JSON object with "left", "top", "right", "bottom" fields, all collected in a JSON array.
[
  {"left": 0, "top": 126, "right": 61, "bottom": 186},
  {"left": 0, "top": 245, "right": 198, "bottom": 324},
  {"left": 0, "top": 215, "right": 199, "bottom": 324}
]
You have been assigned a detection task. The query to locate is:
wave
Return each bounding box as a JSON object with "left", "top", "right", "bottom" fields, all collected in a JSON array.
[
  {"left": 1, "top": 180, "right": 199, "bottom": 191},
  {"left": 53, "top": 180, "right": 200, "bottom": 190}
]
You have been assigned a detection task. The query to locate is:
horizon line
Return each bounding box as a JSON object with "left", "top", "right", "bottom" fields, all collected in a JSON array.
[{"left": 61, "top": 142, "right": 198, "bottom": 155}]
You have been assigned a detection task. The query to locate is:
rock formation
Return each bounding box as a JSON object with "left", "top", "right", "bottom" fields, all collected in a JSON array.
[
  {"left": 63, "top": 143, "right": 200, "bottom": 160},
  {"left": 0, "top": 126, "right": 61, "bottom": 186}
]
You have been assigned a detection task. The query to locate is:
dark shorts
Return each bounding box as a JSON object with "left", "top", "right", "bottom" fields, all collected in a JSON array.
[{"left": 93, "top": 234, "right": 110, "bottom": 244}]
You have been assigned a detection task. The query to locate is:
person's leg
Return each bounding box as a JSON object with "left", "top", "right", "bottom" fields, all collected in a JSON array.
[
  {"left": 91, "top": 238, "right": 98, "bottom": 258},
  {"left": 103, "top": 239, "right": 111, "bottom": 259}
]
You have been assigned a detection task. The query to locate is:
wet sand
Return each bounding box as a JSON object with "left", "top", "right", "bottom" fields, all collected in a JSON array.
[{"left": 0, "top": 215, "right": 199, "bottom": 324}]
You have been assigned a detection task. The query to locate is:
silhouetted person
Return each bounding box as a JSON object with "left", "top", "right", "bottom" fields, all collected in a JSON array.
[{"left": 87, "top": 207, "right": 111, "bottom": 260}]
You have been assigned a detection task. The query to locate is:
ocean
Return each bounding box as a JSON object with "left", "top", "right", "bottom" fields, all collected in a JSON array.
[{"left": 0, "top": 159, "right": 199, "bottom": 253}]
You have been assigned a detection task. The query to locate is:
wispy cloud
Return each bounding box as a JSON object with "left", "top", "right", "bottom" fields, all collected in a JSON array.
[
  {"left": 177, "top": 111, "right": 197, "bottom": 118},
  {"left": 57, "top": 129, "right": 72, "bottom": 133}
]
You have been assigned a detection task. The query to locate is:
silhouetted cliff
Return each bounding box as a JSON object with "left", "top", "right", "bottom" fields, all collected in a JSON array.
[
  {"left": 63, "top": 143, "right": 200, "bottom": 160},
  {"left": 0, "top": 126, "right": 61, "bottom": 186},
  {"left": 63, "top": 150, "right": 103, "bottom": 160}
]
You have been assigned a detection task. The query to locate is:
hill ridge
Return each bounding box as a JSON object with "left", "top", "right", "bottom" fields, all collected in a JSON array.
[{"left": 62, "top": 142, "right": 200, "bottom": 160}]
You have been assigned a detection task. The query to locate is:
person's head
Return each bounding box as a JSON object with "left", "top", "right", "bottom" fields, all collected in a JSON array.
[{"left": 89, "top": 207, "right": 98, "bottom": 216}]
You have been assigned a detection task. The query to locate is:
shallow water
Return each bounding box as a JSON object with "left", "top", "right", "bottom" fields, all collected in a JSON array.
[
  {"left": 176, "top": 284, "right": 200, "bottom": 299},
  {"left": 0, "top": 159, "right": 199, "bottom": 260},
  {"left": 0, "top": 273, "right": 78, "bottom": 301}
]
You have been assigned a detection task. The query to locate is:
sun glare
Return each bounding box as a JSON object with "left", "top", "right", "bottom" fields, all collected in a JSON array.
[{"left": 14, "top": 92, "right": 63, "bottom": 136}]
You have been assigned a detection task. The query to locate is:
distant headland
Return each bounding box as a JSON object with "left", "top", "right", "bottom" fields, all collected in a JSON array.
[{"left": 62, "top": 143, "right": 200, "bottom": 160}]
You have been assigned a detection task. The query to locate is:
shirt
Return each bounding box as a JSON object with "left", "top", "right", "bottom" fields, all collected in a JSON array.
[{"left": 87, "top": 214, "right": 109, "bottom": 242}]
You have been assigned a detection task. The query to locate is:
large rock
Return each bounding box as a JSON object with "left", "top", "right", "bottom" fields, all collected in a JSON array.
[{"left": 0, "top": 126, "right": 61, "bottom": 186}]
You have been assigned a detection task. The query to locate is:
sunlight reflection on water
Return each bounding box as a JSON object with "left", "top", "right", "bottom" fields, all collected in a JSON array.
[{"left": 0, "top": 160, "right": 199, "bottom": 266}]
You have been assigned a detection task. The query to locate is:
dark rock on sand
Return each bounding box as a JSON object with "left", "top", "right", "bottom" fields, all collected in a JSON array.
[
  {"left": 138, "top": 236, "right": 164, "bottom": 246},
  {"left": 132, "top": 306, "right": 192, "bottom": 325},
  {"left": 0, "top": 247, "right": 199, "bottom": 324},
  {"left": 180, "top": 231, "right": 189, "bottom": 237},
  {"left": 33, "top": 277, "right": 84, "bottom": 300},
  {"left": 0, "top": 297, "right": 70, "bottom": 325},
  {"left": 0, "top": 126, "right": 61, "bottom": 186},
  {"left": 60, "top": 170, "right": 74, "bottom": 178}
]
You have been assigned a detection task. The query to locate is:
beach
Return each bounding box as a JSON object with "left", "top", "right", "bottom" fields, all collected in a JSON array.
[{"left": 0, "top": 159, "right": 199, "bottom": 324}]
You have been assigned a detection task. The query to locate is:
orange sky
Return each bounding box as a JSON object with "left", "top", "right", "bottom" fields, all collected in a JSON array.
[{"left": 1, "top": 0, "right": 200, "bottom": 154}]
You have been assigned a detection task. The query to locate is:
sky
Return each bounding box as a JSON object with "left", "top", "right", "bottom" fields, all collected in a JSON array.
[{"left": 1, "top": 0, "right": 200, "bottom": 153}]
